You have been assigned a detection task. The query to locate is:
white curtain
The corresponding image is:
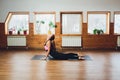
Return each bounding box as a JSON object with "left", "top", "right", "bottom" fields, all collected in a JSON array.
[
  {"left": 62, "top": 14, "right": 82, "bottom": 34},
  {"left": 114, "top": 15, "right": 120, "bottom": 34},
  {"left": 35, "top": 14, "right": 55, "bottom": 34},
  {"left": 88, "top": 14, "right": 107, "bottom": 34},
  {"left": 8, "top": 15, "right": 29, "bottom": 34}
]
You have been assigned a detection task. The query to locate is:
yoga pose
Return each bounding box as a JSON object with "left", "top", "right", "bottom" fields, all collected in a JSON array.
[{"left": 43, "top": 34, "right": 81, "bottom": 60}]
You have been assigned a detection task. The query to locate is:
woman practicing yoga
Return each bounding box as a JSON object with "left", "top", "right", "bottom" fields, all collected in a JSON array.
[{"left": 43, "top": 34, "right": 81, "bottom": 60}]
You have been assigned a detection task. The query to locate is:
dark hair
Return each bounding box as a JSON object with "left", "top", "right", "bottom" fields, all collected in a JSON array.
[
  {"left": 49, "top": 34, "right": 55, "bottom": 41},
  {"left": 44, "top": 34, "right": 55, "bottom": 46}
]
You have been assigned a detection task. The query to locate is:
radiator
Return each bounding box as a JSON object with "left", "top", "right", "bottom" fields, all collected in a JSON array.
[
  {"left": 117, "top": 36, "right": 120, "bottom": 47},
  {"left": 7, "top": 36, "right": 26, "bottom": 46},
  {"left": 62, "top": 36, "right": 82, "bottom": 47}
]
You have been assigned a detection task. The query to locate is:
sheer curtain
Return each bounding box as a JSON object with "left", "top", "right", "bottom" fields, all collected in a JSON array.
[
  {"left": 62, "top": 14, "right": 82, "bottom": 34},
  {"left": 88, "top": 14, "right": 107, "bottom": 34},
  {"left": 114, "top": 15, "right": 120, "bottom": 34},
  {"left": 8, "top": 15, "right": 29, "bottom": 34},
  {"left": 35, "top": 14, "right": 55, "bottom": 34}
]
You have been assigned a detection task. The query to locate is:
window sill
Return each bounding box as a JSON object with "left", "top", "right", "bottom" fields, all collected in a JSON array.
[
  {"left": 87, "top": 33, "right": 109, "bottom": 36},
  {"left": 114, "top": 33, "right": 120, "bottom": 36},
  {"left": 62, "top": 34, "right": 82, "bottom": 36},
  {"left": 6, "top": 34, "right": 28, "bottom": 36}
]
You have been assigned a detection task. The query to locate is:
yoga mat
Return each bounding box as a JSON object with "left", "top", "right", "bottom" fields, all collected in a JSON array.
[{"left": 31, "top": 55, "right": 92, "bottom": 61}]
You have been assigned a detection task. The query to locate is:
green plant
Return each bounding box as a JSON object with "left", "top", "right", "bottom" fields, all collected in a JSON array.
[
  {"left": 98, "top": 29, "right": 104, "bottom": 34},
  {"left": 18, "top": 28, "right": 22, "bottom": 31},
  {"left": 17, "top": 28, "right": 22, "bottom": 35},
  {"left": 93, "top": 29, "right": 104, "bottom": 35},
  {"left": 93, "top": 29, "right": 98, "bottom": 34},
  {"left": 49, "top": 21, "right": 57, "bottom": 28},
  {"left": 40, "top": 21, "right": 45, "bottom": 24},
  {"left": 36, "top": 20, "right": 45, "bottom": 24},
  {"left": 48, "top": 21, "right": 57, "bottom": 34}
]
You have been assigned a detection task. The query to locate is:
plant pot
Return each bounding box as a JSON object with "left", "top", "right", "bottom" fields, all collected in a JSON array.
[
  {"left": 18, "top": 31, "right": 20, "bottom": 35},
  {"left": 23, "top": 30, "right": 27, "bottom": 35},
  {"left": 9, "top": 31, "right": 12, "bottom": 35},
  {"left": 48, "top": 30, "right": 51, "bottom": 34}
]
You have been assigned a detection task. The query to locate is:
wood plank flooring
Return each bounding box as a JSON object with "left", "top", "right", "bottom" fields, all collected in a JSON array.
[{"left": 0, "top": 49, "right": 120, "bottom": 80}]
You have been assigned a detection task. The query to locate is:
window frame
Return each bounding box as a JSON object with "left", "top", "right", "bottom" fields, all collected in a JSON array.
[
  {"left": 5, "top": 12, "right": 30, "bottom": 35},
  {"left": 87, "top": 11, "right": 110, "bottom": 35},
  {"left": 60, "top": 11, "right": 83, "bottom": 36},
  {"left": 114, "top": 11, "right": 120, "bottom": 35},
  {"left": 34, "top": 12, "right": 56, "bottom": 35}
]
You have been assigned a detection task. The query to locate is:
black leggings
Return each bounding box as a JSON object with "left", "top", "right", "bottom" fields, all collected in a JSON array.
[{"left": 50, "top": 51, "right": 79, "bottom": 60}]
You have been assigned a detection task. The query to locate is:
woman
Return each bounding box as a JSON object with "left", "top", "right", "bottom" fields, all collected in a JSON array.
[{"left": 44, "top": 34, "right": 81, "bottom": 60}]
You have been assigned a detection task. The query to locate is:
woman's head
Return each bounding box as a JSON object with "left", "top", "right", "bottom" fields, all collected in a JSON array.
[
  {"left": 44, "top": 34, "right": 55, "bottom": 46},
  {"left": 48, "top": 34, "right": 55, "bottom": 41}
]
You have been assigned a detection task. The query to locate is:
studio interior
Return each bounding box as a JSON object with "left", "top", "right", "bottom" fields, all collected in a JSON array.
[{"left": 0, "top": 0, "right": 120, "bottom": 80}]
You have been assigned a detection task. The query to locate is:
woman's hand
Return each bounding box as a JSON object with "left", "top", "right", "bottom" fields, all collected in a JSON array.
[{"left": 41, "top": 56, "right": 47, "bottom": 60}]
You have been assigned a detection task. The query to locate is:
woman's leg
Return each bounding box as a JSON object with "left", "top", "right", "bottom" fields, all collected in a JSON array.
[
  {"left": 50, "top": 51, "right": 79, "bottom": 60},
  {"left": 65, "top": 53, "right": 79, "bottom": 59},
  {"left": 50, "top": 51, "right": 68, "bottom": 60}
]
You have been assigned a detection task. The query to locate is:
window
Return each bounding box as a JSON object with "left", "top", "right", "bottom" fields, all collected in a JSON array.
[
  {"left": 5, "top": 12, "right": 29, "bottom": 35},
  {"left": 61, "top": 12, "right": 83, "bottom": 35},
  {"left": 34, "top": 12, "right": 56, "bottom": 34},
  {"left": 60, "top": 12, "right": 83, "bottom": 47},
  {"left": 87, "top": 11, "right": 110, "bottom": 34},
  {"left": 114, "top": 11, "right": 120, "bottom": 34}
]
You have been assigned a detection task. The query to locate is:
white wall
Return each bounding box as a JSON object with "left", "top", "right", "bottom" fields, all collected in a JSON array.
[{"left": 0, "top": 0, "right": 120, "bottom": 22}]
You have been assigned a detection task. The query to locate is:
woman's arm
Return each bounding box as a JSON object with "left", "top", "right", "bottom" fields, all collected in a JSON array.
[
  {"left": 53, "top": 41, "right": 56, "bottom": 51},
  {"left": 45, "top": 40, "right": 51, "bottom": 59}
]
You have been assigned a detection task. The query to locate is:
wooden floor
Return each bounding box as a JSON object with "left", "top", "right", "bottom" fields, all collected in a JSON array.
[{"left": 0, "top": 49, "right": 120, "bottom": 80}]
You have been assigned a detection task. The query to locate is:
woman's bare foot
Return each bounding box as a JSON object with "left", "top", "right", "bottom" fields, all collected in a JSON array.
[
  {"left": 77, "top": 52, "right": 85, "bottom": 60},
  {"left": 79, "top": 56, "right": 85, "bottom": 60},
  {"left": 77, "top": 52, "right": 83, "bottom": 57}
]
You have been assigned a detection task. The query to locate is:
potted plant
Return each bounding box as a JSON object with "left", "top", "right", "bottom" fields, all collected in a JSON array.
[
  {"left": 97, "top": 29, "right": 104, "bottom": 35},
  {"left": 93, "top": 29, "right": 98, "bottom": 34},
  {"left": 36, "top": 20, "right": 45, "bottom": 24},
  {"left": 9, "top": 30, "right": 13, "bottom": 35},
  {"left": 17, "top": 29, "right": 22, "bottom": 35},
  {"left": 23, "top": 29, "right": 28, "bottom": 35},
  {"left": 36, "top": 20, "right": 45, "bottom": 34},
  {"left": 21, "top": 26, "right": 29, "bottom": 35},
  {"left": 48, "top": 21, "right": 57, "bottom": 34},
  {"left": 8, "top": 28, "right": 14, "bottom": 35},
  {"left": 36, "top": 20, "right": 57, "bottom": 34},
  {"left": 93, "top": 29, "right": 104, "bottom": 35}
]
